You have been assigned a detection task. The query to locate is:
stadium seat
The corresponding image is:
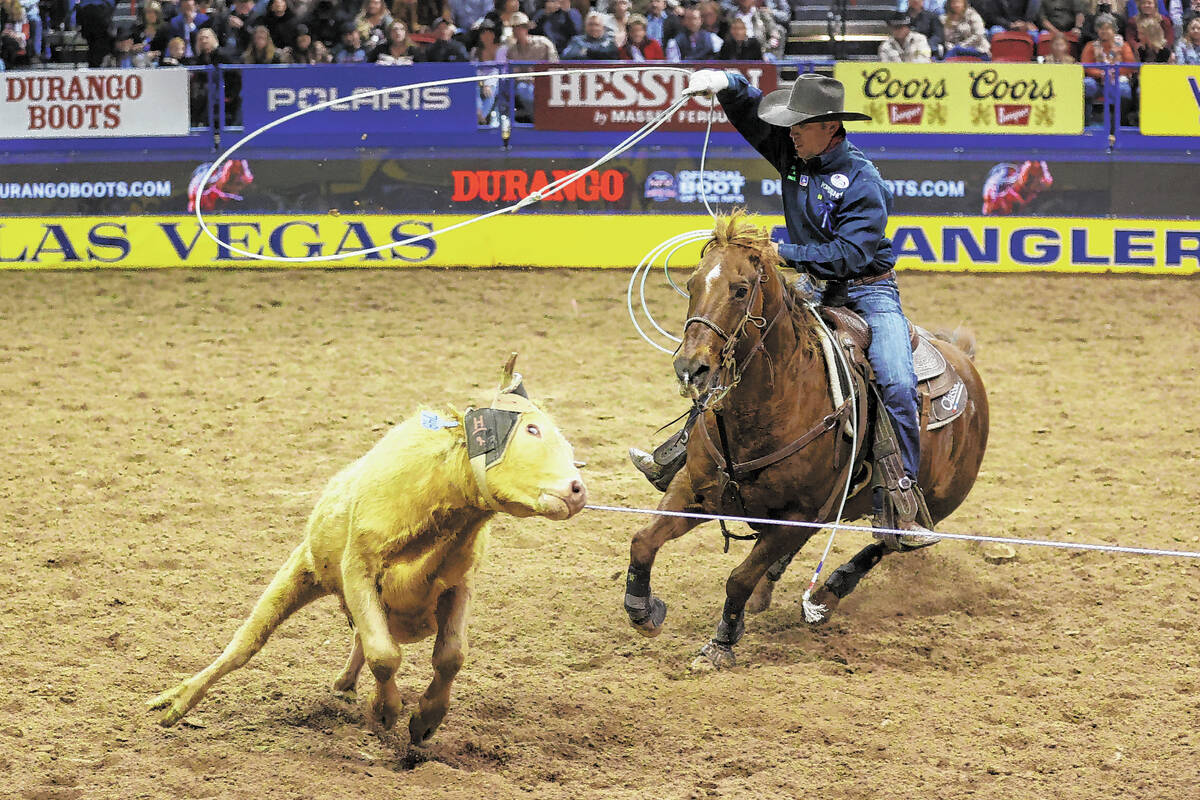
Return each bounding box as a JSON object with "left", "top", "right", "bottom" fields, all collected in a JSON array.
[{"left": 990, "top": 31, "right": 1035, "bottom": 62}]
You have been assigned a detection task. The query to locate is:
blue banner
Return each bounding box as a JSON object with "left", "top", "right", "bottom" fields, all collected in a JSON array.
[{"left": 236, "top": 63, "right": 478, "bottom": 135}]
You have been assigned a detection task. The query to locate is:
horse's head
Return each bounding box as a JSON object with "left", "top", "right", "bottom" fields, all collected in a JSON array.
[
  {"left": 675, "top": 212, "right": 784, "bottom": 401},
  {"left": 465, "top": 354, "right": 587, "bottom": 521}
]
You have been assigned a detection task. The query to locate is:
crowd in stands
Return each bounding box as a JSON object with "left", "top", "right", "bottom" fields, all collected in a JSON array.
[{"left": 3, "top": 0, "right": 1197, "bottom": 127}]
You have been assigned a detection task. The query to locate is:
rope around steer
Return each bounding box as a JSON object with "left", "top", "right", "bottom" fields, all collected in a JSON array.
[
  {"left": 585, "top": 503, "right": 1200, "bottom": 560},
  {"left": 193, "top": 65, "right": 710, "bottom": 263}
]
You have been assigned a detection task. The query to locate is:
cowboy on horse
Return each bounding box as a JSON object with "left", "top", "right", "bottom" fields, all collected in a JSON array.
[{"left": 631, "top": 70, "right": 938, "bottom": 550}]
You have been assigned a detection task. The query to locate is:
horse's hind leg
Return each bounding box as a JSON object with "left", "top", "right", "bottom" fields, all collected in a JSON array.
[
  {"left": 745, "top": 546, "right": 803, "bottom": 614},
  {"left": 806, "top": 542, "right": 889, "bottom": 625},
  {"left": 148, "top": 543, "right": 324, "bottom": 726}
]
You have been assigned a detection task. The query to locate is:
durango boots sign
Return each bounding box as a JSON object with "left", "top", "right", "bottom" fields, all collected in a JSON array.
[
  {"left": 834, "top": 63, "right": 1083, "bottom": 135},
  {"left": 1, "top": 70, "right": 189, "bottom": 138},
  {"left": 532, "top": 63, "right": 777, "bottom": 132}
]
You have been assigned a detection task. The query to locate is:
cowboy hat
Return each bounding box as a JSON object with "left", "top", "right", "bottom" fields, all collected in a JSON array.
[{"left": 757, "top": 73, "right": 872, "bottom": 127}]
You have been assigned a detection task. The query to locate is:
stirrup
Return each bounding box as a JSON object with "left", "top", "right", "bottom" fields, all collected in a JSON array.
[{"left": 629, "top": 447, "right": 684, "bottom": 492}]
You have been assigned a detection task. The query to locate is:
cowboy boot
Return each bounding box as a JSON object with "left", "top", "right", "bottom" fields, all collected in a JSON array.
[{"left": 628, "top": 448, "right": 685, "bottom": 492}]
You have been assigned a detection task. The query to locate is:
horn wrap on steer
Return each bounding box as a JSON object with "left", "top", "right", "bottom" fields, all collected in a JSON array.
[{"left": 465, "top": 353, "right": 534, "bottom": 511}]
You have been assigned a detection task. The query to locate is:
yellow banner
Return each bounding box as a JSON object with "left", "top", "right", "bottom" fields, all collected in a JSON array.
[
  {"left": 834, "top": 62, "right": 1083, "bottom": 134},
  {"left": 1, "top": 214, "right": 1197, "bottom": 274},
  {"left": 1138, "top": 64, "right": 1200, "bottom": 136}
]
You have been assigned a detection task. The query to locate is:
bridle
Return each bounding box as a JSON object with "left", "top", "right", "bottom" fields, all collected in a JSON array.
[{"left": 680, "top": 253, "right": 791, "bottom": 412}]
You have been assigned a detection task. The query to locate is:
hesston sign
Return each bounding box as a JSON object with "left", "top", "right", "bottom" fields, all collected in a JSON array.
[{"left": 532, "top": 63, "right": 777, "bottom": 132}]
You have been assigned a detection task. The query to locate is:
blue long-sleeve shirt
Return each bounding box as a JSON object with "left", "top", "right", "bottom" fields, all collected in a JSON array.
[{"left": 715, "top": 72, "right": 896, "bottom": 282}]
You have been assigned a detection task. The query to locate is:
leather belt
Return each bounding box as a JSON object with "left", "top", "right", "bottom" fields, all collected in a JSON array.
[{"left": 848, "top": 269, "right": 894, "bottom": 287}]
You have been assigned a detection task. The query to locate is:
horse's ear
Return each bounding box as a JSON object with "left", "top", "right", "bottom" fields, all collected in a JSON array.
[{"left": 497, "top": 352, "right": 528, "bottom": 397}]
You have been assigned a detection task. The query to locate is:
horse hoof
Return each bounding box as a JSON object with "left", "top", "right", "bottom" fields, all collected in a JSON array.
[
  {"left": 745, "top": 577, "right": 775, "bottom": 614},
  {"left": 691, "top": 640, "right": 736, "bottom": 671},
  {"left": 627, "top": 595, "right": 667, "bottom": 638},
  {"left": 805, "top": 588, "right": 840, "bottom": 626}
]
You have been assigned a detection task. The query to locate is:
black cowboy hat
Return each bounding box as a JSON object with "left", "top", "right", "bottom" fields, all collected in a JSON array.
[{"left": 757, "top": 73, "right": 872, "bottom": 127}]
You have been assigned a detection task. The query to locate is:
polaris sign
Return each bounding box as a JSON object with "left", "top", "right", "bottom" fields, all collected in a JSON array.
[{"left": 238, "top": 63, "right": 476, "bottom": 135}]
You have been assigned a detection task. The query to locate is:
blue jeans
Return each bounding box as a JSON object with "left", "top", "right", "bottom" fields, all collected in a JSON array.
[{"left": 845, "top": 278, "right": 922, "bottom": 481}]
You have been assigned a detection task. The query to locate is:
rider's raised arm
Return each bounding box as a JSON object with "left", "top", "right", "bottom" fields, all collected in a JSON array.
[{"left": 687, "top": 69, "right": 793, "bottom": 174}]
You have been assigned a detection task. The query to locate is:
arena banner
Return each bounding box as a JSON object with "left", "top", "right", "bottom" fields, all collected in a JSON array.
[
  {"left": 834, "top": 62, "right": 1083, "bottom": 135},
  {"left": 1, "top": 215, "right": 1197, "bottom": 273},
  {"left": 0, "top": 69, "right": 189, "bottom": 139},
  {"left": 532, "top": 62, "right": 778, "bottom": 132},
  {"left": 11, "top": 153, "right": 1184, "bottom": 218},
  {"left": 1137, "top": 65, "right": 1200, "bottom": 136},
  {"left": 237, "top": 63, "right": 477, "bottom": 135}
]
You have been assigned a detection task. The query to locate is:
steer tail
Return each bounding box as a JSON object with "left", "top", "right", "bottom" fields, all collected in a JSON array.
[{"left": 932, "top": 326, "right": 977, "bottom": 361}]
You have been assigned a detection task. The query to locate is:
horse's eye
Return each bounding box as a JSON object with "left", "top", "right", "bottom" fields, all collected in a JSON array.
[
  {"left": 732, "top": 285, "right": 749, "bottom": 300},
  {"left": 526, "top": 424, "right": 541, "bottom": 438}
]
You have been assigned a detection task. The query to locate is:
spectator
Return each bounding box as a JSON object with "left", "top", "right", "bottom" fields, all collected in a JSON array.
[
  {"left": 1044, "top": 29, "right": 1076, "bottom": 58},
  {"left": 604, "top": 0, "right": 633, "bottom": 36},
  {"left": 618, "top": 12, "right": 664, "bottom": 57},
  {"left": 370, "top": 18, "right": 418, "bottom": 59},
  {"left": 903, "top": 0, "right": 944, "bottom": 52},
  {"left": 942, "top": 0, "right": 990, "bottom": 56},
  {"left": 76, "top": 0, "right": 115, "bottom": 67},
  {"left": 18, "top": 0, "right": 40, "bottom": 62},
  {"left": 289, "top": 24, "right": 334, "bottom": 59},
  {"left": 505, "top": 12, "right": 556, "bottom": 119},
  {"left": 484, "top": 0, "right": 523, "bottom": 40},
  {"left": 879, "top": 12, "right": 932, "bottom": 59},
  {"left": 260, "top": 0, "right": 301, "bottom": 49},
  {"left": 355, "top": 0, "right": 393, "bottom": 48},
  {"left": 643, "top": 0, "right": 681, "bottom": 44},
  {"left": 1184, "top": 0, "right": 1200, "bottom": 28},
  {"left": 1136, "top": 11, "right": 1173, "bottom": 53},
  {"left": 533, "top": 0, "right": 579, "bottom": 51},
  {"left": 167, "top": 0, "right": 210, "bottom": 56},
  {"left": 102, "top": 24, "right": 153, "bottom": 66},
  {"left": 562, "top": 10, "right": 620, "bottom": 56},
  {"left": 393, "top": 0, "right": 448, "bottom": 31},
  {"left": 449, "top": 0, "right": 490, "bottom": 28},
  {"left": 221, "top": 0, "right": 257, "bottom": 53},
  {"left": 1174, "top": 14, "right": 1200, "bottom": 58},
  {"left": 191, "top": 27, "right": 234, "bottom": 126},
  {"left": 244, "top": 23, "right": 285, "bottom": 60},
  {"left": 471, "top": 17, "right": 506, "bottom": 124},
  {"left": 665, "top": 6, "right": 720, "bottom": 59},
  {"left": 759, "top": 0, "right": 791, "bottom": 28},
  {"left": 974, "top": 0, "right": 1038, "bottom": 36},
  {"left": 196, "top": 0, "right": 225, "bottom": 43},
  {"left": 1126, "top": 0, "right": 1174, "bottom": 45},
  {"left": 305, "top": 0, "right": 345, "bottom": 48},
  {"left": 420, "top": 15, "right": 470, "bottom": 57},
  {"left": 1038, "top": 0, "right": 1084, "bottom": 39},
  {"left": 698, "top": 0, "right": 729, "bottom": 39},
  {"left": 138, "top": 1, "right": 172, "bottom": 55},
  {"left": 728, "top": 0, "right": 782, "bottom": 57},
  {"left": 1081, "top": 1, "right": 1126, "bottom": 43},
  {"left": 157, "top": 34, "right": 189, "bottom": 64},
  {"left": 716, "top": 15, "right": 763, "bottom": 58},
  {"left": 1, "top": 0, "right": 30, "bottom": 67},
  {"left": 332, "top": 20, "right": 369, "bottom": 58},
  {"left": 1081, "top": 13, "right": 1133, "bottom": 123}
]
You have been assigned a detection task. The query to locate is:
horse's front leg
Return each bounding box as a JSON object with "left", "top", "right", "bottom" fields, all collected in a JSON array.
[
  {"left": 693, "top": 527, "right": 811, "bottom": 670},
  {"left": 805, "top": 542, "right": 889, "bottom": 625},
  {"left": 625, "top": 478, "right": 704, "bottom": 638}
]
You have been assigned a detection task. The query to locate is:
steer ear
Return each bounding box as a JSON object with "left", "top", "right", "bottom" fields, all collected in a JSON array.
[{"left": 498, "top": 352, "right": 528, "bottom": 398}]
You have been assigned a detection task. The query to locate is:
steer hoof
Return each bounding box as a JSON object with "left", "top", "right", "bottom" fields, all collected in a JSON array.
[
  {"left": 690, "top": 640, "right": 736, "bottom": 672},
  {"left": 148, "top": 684, "right": 189, "bottom": 727},
  {"left": 372, "top": 694, "right": 401, "bottom": 731},
  {"left": 626, "top": 595, "right": 668, "bottom": 638}
]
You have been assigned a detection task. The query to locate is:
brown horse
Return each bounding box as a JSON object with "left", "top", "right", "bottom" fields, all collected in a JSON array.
[{"left": 623, "top": 213, "right": 989, "bottom": 669}]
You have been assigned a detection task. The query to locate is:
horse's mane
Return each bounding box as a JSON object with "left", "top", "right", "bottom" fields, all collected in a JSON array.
[{"left": 703, "top": 210, "right": 819, "bottom": 355}]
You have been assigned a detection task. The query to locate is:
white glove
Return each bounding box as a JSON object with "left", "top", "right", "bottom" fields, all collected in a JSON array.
[{"left": 685, "top": 69, "right": 729, "bottom": 98}]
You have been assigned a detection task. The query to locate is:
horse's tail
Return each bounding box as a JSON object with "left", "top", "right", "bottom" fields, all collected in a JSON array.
[{"left": 932, "top": 326, "right": 977, "bottom": 361}]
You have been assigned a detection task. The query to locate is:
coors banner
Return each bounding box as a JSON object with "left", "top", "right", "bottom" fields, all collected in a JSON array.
[
  {"left": 532, "top": 62, "right": 777, "bottom": 132},
  {"left": 833, "top": 62, "right": 1084, "bottom": 135}
]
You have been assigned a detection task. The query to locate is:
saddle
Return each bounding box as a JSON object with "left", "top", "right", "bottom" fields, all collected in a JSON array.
[{"left": 818, "top": 306, "right": 968, "bottom": 432}]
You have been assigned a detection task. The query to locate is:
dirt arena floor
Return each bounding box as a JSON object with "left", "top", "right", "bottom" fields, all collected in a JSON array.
[{"left": 1, "top": 267, "right": 1198, "bottom": 800}]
